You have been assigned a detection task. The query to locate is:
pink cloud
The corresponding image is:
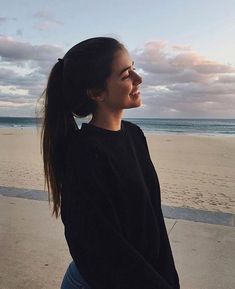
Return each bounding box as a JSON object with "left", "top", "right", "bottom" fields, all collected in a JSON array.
[
  {"left": 34, "top": 20, "right": 62, "bottom": 31},
  {"left": 172, "top": 44, "right": 192, "bottom": 51},
  {"left": 33, "top": 9, "right": 63, "bottom": 31},
  {"left": 131, "top": 40, "right": 235, "bottom": 117}
]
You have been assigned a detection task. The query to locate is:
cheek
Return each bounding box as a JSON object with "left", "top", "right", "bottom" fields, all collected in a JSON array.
[
  {"left": 107, "top": 81, "right": 132, "bottom": 103},
  {"left": 119, "top": 82, "right": 132, "bottom": 94}
]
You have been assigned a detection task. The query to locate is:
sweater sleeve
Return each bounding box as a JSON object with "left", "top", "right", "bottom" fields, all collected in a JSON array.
[
  {"left": 62, "top": 136, "right": 174, "bottom": 289},
  {"left": 133, "top": 125, "right": 180, "bottom": 288}
]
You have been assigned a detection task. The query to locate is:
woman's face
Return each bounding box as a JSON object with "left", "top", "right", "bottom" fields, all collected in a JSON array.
[{"left": 101, "top": 48, "right": 142, "bottom": 111}]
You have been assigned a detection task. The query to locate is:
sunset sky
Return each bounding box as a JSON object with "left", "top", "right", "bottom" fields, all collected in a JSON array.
[{"left": 0, "top": 0, "right": 235, "bottom": 118}]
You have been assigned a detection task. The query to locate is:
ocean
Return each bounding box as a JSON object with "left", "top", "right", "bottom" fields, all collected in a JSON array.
[{"left": 0, "top": 117, "right": 235, "bottom": 136}]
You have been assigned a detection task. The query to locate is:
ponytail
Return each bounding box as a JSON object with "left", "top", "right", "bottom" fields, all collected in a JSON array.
[
  {"left": 39, "top": 37, "right": 125, "bottom": 218},
  {"left": 41, "top": 60, "right": 77, "bottom": 218}
]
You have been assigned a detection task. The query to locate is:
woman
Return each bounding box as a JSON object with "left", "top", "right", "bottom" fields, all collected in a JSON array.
[{"left": 41, "top": 37, "right": 180, "bottom": 289}]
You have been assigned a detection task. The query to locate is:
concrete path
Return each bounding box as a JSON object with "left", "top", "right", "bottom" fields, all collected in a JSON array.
[{"left": 0, "top": 187, "right": 235, "bottom": 289}]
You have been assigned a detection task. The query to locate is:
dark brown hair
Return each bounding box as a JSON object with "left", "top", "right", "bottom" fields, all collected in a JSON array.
[{"left": 40, "top": 37, "right": 124, "bottom": 217}]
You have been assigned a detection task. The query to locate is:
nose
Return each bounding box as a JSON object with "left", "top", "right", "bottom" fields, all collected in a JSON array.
[{"left": 132, "top": 70, "right": 142, "bottom": 85}]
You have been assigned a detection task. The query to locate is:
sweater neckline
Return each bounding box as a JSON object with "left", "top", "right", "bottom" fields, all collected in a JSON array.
[{"left": 81, "top": 120, "right": 127, "bottom": 136}]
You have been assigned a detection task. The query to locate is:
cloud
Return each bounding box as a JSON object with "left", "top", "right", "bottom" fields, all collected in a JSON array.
[
  {"left": 33, "top": 9, "right": 63, "bottom": 31},
  {"left": 0, "top": 36, "right": 65, "bottom": 116},
  {"left": 216, "top": 74, "right": 235, "bottom": 83},
  {"left": 172, "top": 44, "right": 192, "bottom": 51},
  {"left": 0, "top": 67, "right": 20, "bottom": 82},
  {"left": 33, "top": 10, "right": 52, "bottom": 20},
  {"left": 0, "top": 37, "right": 234, "bottom": 117},
  {"left": 0, "top": 16, "right": 17, "bottom": 25},
  {"left": 0, "top": 36, "right": 63, "bottom": 62},
  {"left": 16, "top": 29, "right": 23, "bottom": 36},
  {"left": 0, "top": 36, "right": 64, "bottom": 76},
  {"left": 0, "top": 100, "right": 32, "bottom": 107},
  {"left": 130, "top": 41, "right": 235, "bottom": 118},
  {"left": 34, "top": 20, "right": 63, "bottom": 31}
]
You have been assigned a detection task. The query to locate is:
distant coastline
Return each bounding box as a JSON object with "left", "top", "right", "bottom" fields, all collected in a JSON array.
[{"left": 0, "top": 116, "right": 235, "bottom": 136}]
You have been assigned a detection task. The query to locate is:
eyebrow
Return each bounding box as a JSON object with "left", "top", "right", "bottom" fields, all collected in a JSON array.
[{"left": 119, "top": 61, "right": 134, "bottom": 76}]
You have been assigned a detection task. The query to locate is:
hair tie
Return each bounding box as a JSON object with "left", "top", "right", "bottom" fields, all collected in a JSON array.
[{"left": 58, "top": 58, "right": 63, "bottom": 64}]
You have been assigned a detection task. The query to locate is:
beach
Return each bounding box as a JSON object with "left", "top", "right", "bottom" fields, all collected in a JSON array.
[
  {"left": 0, "top": 127, "right": 234, "bottom": 214},
  {"left": 1, "top": 126, "right": 235, "bottom": 289}
]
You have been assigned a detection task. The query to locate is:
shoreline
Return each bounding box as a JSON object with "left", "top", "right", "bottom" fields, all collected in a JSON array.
[
  {"left": 0, "top": 127, "right": 234, "bottom": 214},
  {"left": 1, "top": 126, "right": 235, "bottom": 137}
]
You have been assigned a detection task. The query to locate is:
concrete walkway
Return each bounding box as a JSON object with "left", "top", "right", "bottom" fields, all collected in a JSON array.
[{"left": 0, "top": 187, "right": 235, "bottom": 289}]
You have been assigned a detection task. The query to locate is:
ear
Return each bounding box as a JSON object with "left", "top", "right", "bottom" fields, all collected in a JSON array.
[{"left": 86, "top": 88, "right": 105, "bottom": 102}]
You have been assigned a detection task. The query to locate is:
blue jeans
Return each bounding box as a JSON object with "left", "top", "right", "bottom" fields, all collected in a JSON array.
[{"left": 61, "top": 261, "right": 92, "bottom": 289}]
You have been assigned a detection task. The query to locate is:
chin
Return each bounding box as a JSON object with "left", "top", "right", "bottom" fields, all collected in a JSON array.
[
  {"left": 134, "top": 98, "right": 142, "bottom": 107},
  {"left": 129, "top": 94, "right": 141, "bottom": 103},
  {"left": 127, "top": 102, "right": 142, "bottom": 109}
]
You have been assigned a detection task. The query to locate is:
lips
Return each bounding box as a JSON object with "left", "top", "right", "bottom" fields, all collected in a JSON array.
[{"left": 129, "top": 90, "right": 140, "bottom": 96}]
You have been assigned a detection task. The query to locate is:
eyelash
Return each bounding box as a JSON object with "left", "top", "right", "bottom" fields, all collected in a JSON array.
[{"left": 122, "top": 67, "right": 136, "bottom": 80}]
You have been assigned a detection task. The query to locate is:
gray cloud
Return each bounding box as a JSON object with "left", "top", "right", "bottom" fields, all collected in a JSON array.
[
  {"left": 0, "top": 36, "right": 63, "bottom": 62},
  {"left": 0, "top": 36, "right": 65, "bottom": 116},
  {"left": 0, "top": 67, "right": 20, "bottom": 82},
  {"left": 0, "top": 91, "right": 35, "bottom": 103},
  {"left": 16, "top": 29, "right": 23, "bottom": 36},
  {"left": 0, "top": 37, "right": 235, "bottom": 117},
  {"left": 0, "top": 104, "right": 35, "bottom": 117},
  {"left": 0, "top": 17, "right": 17, "bottom": 25},
  {"left": 216, "top": 74, "right": 235, "bottom": 83},
  {"left": 0, "top": 68, "right": 45, "bottom": 99}
]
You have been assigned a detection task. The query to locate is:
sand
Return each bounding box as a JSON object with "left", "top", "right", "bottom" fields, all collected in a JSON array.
[
  {"left": 146, "top": 133, "right": 235, "bottom": 214},
  {"left": 0, "top": 127, "right": 234, "bottom": 214}
]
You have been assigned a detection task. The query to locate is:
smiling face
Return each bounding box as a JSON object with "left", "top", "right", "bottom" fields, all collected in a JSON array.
[{"left": 99, "top": 48, "right": 142, "bottom": 111}]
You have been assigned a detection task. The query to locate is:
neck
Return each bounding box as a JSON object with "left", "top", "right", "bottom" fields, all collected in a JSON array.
[{"left": 89, "top": 110, "right": 123, "bottom": 131}]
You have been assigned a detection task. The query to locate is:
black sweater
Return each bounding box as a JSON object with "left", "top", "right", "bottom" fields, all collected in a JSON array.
[{"left": 61, "top": 120, "right": 180, "bottom": 289}]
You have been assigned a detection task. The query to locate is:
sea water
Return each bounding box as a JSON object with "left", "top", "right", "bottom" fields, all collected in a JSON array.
[{"left": 0, "top": 117, "right": 235, "bottom": 136}]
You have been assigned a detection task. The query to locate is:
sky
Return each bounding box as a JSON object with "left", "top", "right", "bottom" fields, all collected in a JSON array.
[{"left": 0, "top": 0, "right": 235, "bottom": 118}]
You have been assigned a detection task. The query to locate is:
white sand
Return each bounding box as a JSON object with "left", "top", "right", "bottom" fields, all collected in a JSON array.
[
  {"left": 146, "top": 133, "right": 235, "bottom": 214},
  {"left": 0, "top": 127, "right": 234, "bottom": 214}
]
